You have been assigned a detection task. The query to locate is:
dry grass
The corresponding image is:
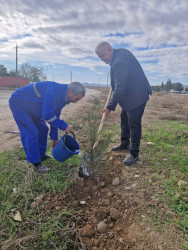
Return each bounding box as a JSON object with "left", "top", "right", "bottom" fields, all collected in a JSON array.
[
  {"left": 144, "top": 92, "right": 188, "bottom": 122},
  {"left": 103, "top": 92, "right": 188, "bottom": 126},
  {"left": 1, "top": 235, "right": 37, "bottom": 250}
]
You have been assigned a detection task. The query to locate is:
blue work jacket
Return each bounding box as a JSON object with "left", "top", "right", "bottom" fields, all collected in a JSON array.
[{"left": 9, "top": 81, "right": 68, "bottom": 140}]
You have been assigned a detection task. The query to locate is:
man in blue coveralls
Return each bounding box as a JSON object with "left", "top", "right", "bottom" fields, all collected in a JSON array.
[{"left": 9, "top": 81, "right": 85, "bottom": 173}]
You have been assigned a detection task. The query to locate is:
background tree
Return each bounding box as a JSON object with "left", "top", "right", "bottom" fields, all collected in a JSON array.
[
  {"left": 19, "top": 62, "right": 47, "bottom": 82},
  {"left": 0, "top": 63, "right": 47, "bottom": 82},
  {"left": 151, "top": 85, "right": 161, "bottom": 92},
  {"left": 161, "top": 81, "right": 164, "bottom": 88},
  {"left": 164, "top": 79, "right": 172, "bottom": 91},
  {"left": 8, "top": 70, "right": 17, "bottom": 77},
  {"left": 18, "top": 63, "right": 30, "bottom": 80},
  {"left": 172, "top": 82, "right": 184, "bottom": 92},
  {"left": 0, "top": 64, "right": 8, "bottom": 76}
]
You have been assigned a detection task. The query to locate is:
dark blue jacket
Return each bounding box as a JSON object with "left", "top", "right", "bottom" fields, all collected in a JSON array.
[
  {"left": 107, "top": 48, "right": 152, "bottom": 112},
  {"left": 9, "top": 81, "right": 68, "bottom": 140}
]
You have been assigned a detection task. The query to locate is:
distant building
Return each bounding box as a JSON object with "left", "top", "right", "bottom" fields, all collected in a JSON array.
[
  {"left": 183, "top": 85, "right": 188, "bottom": 94},
  {"left": 0, "top": 75, "right": 28, "bottom": 88},
  {"left": 170, "top": 89, "right": 177, "bottom": 93}
]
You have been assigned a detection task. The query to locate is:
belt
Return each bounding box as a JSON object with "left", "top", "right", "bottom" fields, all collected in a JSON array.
[{"left": 33, "top": 82, "right": 41, "bottom": 98}]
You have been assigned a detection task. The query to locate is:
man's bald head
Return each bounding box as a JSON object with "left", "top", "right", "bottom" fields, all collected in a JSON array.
[
  {"left": 95, "top": 41, "right": 112, "bottom": 54},
  {"left": 95, "top": 41, "right": 113, "bottom": 64}
]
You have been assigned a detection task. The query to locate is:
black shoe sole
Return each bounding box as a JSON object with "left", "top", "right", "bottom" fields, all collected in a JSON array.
[
  {"left": 111, "top": 147, "right": 130, "bottom": 152},
  {"left": 123, "top": 157, "right": 139, "bottom": 166}
]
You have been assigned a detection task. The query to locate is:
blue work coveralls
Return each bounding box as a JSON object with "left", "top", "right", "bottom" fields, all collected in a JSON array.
[{"left": 9, "top": 81, "right": 68, "bottom": 164}]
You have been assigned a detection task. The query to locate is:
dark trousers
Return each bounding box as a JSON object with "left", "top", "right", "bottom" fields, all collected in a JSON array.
[{"left": 120, "top": 102, "right": 146, "bottom": 157}]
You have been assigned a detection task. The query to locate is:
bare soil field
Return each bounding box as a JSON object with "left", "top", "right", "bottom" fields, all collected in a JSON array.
[
  {"left": 1, "top": 90, "right": 187, "bottom": 153},
  {"left": 144, "top": 92, "right": 188, "bottom": 122}
]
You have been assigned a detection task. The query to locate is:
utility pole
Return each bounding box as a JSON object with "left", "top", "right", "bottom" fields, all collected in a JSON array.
[
  {"left": 16, "top": 44, "right": 18, "bottom": 87},
  {"left": 70, "top": 71, "right": 72, "bottom": 83}
]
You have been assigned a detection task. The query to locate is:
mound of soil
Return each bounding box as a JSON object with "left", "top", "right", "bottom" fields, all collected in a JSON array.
[{"left": 38, "top": 151, "right": 185, "bottom": 249}]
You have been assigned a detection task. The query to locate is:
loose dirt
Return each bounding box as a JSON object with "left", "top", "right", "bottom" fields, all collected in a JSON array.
[
  {"left": 39, "top": 156, "right": 185, "bottom": 250},
  {"left": 1, "top": 89, "right": 187, "bottom": 249}
]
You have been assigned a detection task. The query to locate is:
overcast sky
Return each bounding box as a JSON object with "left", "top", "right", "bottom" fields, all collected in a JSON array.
[{"left": 0, "top": 0, "right": 188, "bottom": 85}]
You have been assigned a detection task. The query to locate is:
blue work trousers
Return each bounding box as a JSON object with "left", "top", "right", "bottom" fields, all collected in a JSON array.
[
  {"left": 120, "top": 102, "right": 146, "bottom": 157},
  {"left": 9, "top": 102, "right": 49, "bottom": 163}
]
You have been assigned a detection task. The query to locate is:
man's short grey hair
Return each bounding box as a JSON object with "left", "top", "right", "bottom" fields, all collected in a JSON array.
[
  {"left": 95, "top": 41, "right": 112, "bottom": 54},
  {"left": 67, "top": 82, "right": 85, "bottom": 96}
]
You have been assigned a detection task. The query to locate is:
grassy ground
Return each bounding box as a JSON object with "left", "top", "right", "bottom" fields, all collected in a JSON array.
[
  {"left": 0, "top": 148, "right": 82, "bottom": 249},
  {"left": 0, "top": 92, "right": 188, "bottom": 249},
  {"left": 142, "top": 120, "right": 188, "bottom": 238}
]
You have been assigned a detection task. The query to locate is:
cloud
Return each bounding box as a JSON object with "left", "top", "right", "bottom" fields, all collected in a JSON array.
[
  {"left": 21, "top": 41, "right": 45, "bottom": 49},
  {"left": 0, "top": 0, "right": 188, "bottom": 84}
]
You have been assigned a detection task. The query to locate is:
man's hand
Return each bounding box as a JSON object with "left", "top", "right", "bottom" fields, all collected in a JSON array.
[
  {"left": 103, "top": 108, "right": 111, "bottom": 117},
  {"left": 51, "top": 140, "right": 58, "bottom": 148},
  {"left": 65, "top": 125, "right": 72, "bottom": 134}
]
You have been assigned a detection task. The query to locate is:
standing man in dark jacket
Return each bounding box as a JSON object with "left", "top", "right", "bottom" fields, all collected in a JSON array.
[
  {"left": 9, "top": 81, "right": 85, "bottom": 173},
  {"left": 95, "top": 42, "right": 152, "bottom": 166}
]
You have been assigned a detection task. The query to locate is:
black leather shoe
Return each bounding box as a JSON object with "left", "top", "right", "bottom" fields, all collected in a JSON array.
[
  {"left": 33, "top": 163, "right": 50, "bottom": 173},
  {"left": 111, "top": 144, "right": 130, "bottom": 151},
  {"left": 123, "top": 154, "right": 139, "bottom": 166},
  {"left": 41, "top": 154, "right": 52, "bottom": 161}
]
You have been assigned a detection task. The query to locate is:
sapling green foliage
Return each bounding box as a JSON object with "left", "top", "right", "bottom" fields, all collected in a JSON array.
[{"left": 82, "top": 97, "right": 111, "bottom": 174}]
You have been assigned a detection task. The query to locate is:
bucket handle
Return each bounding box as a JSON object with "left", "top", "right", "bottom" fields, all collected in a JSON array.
[{"left": 63, "top": 131, "right": 76, "bottom": 149}]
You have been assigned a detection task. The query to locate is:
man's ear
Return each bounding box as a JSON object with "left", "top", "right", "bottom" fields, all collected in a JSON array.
[{"left": 67, "top": 90, "right": 73, "bottom": 97}]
